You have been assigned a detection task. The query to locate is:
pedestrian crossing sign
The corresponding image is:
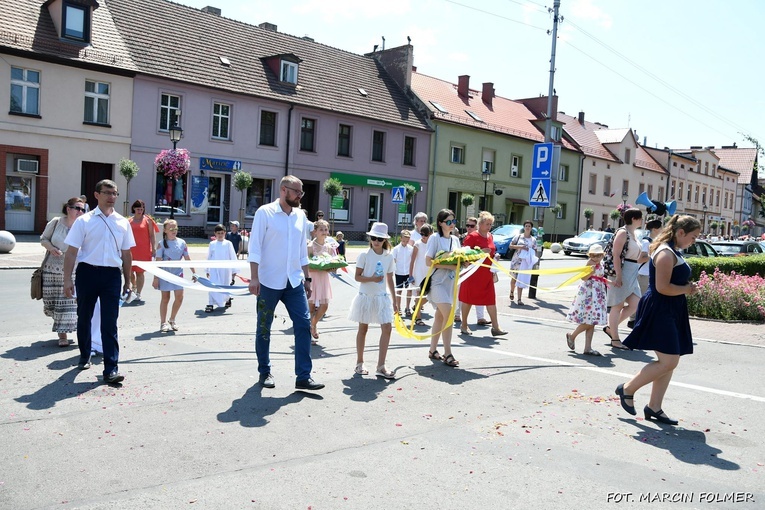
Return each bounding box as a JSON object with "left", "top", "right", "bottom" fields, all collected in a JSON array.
[
  {"left": 529, "top": 178, "right": 551, "bottom": 207},
  {"left": 391, "top": 186, "right": 406, "bottom": 204}
]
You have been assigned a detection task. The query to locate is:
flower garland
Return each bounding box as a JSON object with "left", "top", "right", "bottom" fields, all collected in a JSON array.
[{"left": 155, "top": 149, "right": 190, "bottom": 179}]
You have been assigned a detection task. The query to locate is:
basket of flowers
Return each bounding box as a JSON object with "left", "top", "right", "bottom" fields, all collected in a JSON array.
[
  {"left": 155, "top": 148, "right": 190, "bottom": 179},
  {"left": 433, "top": 247, "right": 486, "bottom": 265},
  {"left": 308, "top": 253, "right": 348, "bottom": 271}
]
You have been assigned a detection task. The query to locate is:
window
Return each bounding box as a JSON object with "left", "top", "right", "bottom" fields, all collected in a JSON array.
[
  {"left": 466, "top": 110, "right": 483, "bottom": 122},
  {"left": 694, "top": 185, "right": 699, "bottom": 203},
  {"left": 63, "top": 2, "right": 90, "bottom": 41},
  {"left": 330, "top": 187, "right": 351, "bottom": 222},
  {"left": 601, "top": 214, "right": 609, "bottom": 230},
  {"left": 212, "top": 102, "right": 231, "bottom": 140},
  {"left": 482, "top": 149, "right": 495, "bottom": 174},
  {"left": 558, "top": 164, "right": 569, "bottom": 182},
  {"left": 300, "top": 118, "right": 316, "bottom": 152},
  {"left": 704, "top": 161, "right": 709, "bottom": 175},
  {"left": 658, "top": 187, "right": 664, "bottom": 201},
  {"left": 550, "top": 125, "right": 561, "bottom": 141},
  {"left": 10, "top": 67, "right": 40, "bottom": 115},
  {"left": 556, "top": 203, "right": 566, "bottom": 219},
  {"left": 724, "top": 193, "right": 728, "bottom": 209},
  {"left": 647, "top": 184, "right": 653, "bottom": 198},
  {"left": 159, "top": 94, "right": 181, "bottom": 131},
  {"left": 638, "top": 183, "right": 645, "bottom": 195},
  {"left": 671, "top": 180, "right": 676, "bottom": 199},
  {"left": 588, "top": 173, "right": 596, "bottom": 194},
  {"left": 155, "top": 173, "right": 188, "bottom": 215},
  {"left": 260, "top": 111, "right": 277, "bottom": 146},
  {"left": 450, "top": 144, "right": 464, "bottom": 164},
  {"left": 603, "top": 176, "right": 611, "bottom": 197},
  {"left": 678, "top": 182, "right": 684, "bottom": 201},
  {"left": 337, "top": 124, "right": 352, "bottom": 157},
  {"left": 372, "top": 130, "right": 385, "bottom": 162},
  {"left": 622, "top": 180, "right": 629, "bottom": 198},
  {"left": 280, "top": 60, "right": 298, "bottom": 84},
  {"left": 403, "top": 136, "right": 416, "bottom": 166},
  {"left": 511, "top": 155, "right": 521, "bottom": 178},
  {"left": 687, "top": 184, "right": 692, "bottom": 202},
  {"left": 84, "top": 80, "right": 109, "bottom": 124},
  {"left": 716, "top": 190, "right": 720, "bottom": 207},
  {"left": 245, "top": 179, "right": 272, "bottom": 217},
  {"left": 624, "top": 148, "right": 631, "bottom": 164}
]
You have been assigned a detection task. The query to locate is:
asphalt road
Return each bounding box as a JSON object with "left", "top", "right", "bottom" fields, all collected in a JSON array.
[{"left": 0, "top": 262, "right": 763, "bottom": 510}]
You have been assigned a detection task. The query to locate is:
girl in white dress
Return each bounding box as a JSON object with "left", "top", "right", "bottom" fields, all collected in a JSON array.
[
  {"left": 408, "top": 224, "right": 433, "bottom": 326},
  {"left": 153, "top": 219, "right": 196, "bottom": 332},
  {"left": 348, "top": 222, "right": 397, "bottom": 379},
  {"left": 205, "top": 224, "right": 237, "bottom": 313}
]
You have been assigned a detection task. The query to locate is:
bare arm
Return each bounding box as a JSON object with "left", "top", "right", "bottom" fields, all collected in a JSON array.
[
  {"left": 249, "top": 262, "right": 260, "bottom": 296},
  {"left": 409, "top": 245, "right": 418, "bottom": 276},
  {"left": 62, "top": 246, "right": 78, "bottom": 298}
]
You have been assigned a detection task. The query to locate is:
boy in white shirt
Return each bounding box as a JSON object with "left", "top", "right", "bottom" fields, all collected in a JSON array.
[{"left": 392, "top": 230, "right": 414, "bottom": 316}]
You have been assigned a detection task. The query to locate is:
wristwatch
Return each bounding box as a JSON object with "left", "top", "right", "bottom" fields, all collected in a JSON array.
[{"left": 304, "top": 277, "right": 312, "bottom": 282}]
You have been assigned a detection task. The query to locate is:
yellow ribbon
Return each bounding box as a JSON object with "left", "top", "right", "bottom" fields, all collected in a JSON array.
[{"left": 395, "top": 255, "right": 593, "bottom": 340}]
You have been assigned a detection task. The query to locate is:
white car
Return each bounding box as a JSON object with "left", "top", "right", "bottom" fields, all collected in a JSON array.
[{"left": 562, "top": 231, "right": 614, "bottom": 256}]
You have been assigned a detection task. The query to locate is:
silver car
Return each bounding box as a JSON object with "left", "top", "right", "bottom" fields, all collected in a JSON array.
[{"left": 562, "top": 230, "right": 614, "bottom": 256}]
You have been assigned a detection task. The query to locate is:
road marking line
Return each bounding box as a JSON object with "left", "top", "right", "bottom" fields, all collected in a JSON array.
[{"left": 467, "top": 345, "right": 765, "bottom": 403}]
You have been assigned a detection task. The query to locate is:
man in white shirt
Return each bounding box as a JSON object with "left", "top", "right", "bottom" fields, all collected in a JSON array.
[
  {"left": 64, "top": 180, "right": 135, "bottom": 384},
  {"left": 248, "top": 176, "right": 324, "bottom": 391}
]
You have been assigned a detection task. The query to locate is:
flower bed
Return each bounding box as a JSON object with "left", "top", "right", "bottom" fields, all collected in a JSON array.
[{"left": 688, "top": 268, "right": 765, "bottom": 322}]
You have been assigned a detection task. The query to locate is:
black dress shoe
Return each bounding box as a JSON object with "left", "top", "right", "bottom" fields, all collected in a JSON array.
[
  {"left": 295, "top": 378, "right": 324, "bottom": 390},
  {"left": 104, "top": 372, "right": 124, "bottom": 384},
  {"left": 615, "top": 383, "right": 636, "bottom": 415},
  {"left": 259, "top": 373, "right": 275, "bottom": 388},
  {"left": 77, "top": 361, "right": 91, "bottom": 370},
  {"left": 644, "top": 406, "right": 678, "bottom": 425}
]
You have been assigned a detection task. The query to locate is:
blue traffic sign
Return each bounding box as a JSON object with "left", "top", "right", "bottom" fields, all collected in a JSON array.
[
  {"left": 529, "top": 178, "right": 551, "bottom": 207},
  {"left": 532, "top": 143, "right": 554, "bottom": 179},
  {"left": 391, "top": 186, "right": 406, "bottom": 204}
]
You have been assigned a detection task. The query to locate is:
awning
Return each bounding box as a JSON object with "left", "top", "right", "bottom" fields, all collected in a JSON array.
[{"left": 507, "top": 197, "right": 528, "bottom": 205}]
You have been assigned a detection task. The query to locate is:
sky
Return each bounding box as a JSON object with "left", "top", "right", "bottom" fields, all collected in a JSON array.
[{"left": 180, "top": 0, "right": 764, "bottom": 152}]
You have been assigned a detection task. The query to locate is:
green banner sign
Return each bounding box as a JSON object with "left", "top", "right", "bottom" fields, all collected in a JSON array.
[{"left": 330, "top": 172, "right": 420, "bottom": 190}]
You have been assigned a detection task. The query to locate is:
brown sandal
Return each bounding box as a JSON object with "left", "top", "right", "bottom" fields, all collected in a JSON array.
[
  {"left": 443, "top": 354, "right": 459, "bottom": 367},
  {"left": 428, "top": 350, "right": 443, "bottom": 360}
]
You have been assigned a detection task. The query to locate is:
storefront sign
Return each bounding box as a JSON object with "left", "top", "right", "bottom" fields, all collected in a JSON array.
[
  {"left": 200, "top": 157, "right": 242, "bottom": 172},
  {"left": 330, "top": 172, "right": 420, "bottom": 190},
  {"left": 190, "top": 175, "right": 209, "bottom": 214}
]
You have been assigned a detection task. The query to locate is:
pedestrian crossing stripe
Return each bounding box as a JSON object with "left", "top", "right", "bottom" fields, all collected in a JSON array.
[
  {"left": 392, "top": 187, "right": 405, "bottom": 203},
  {"left": 532, "top": 180, "right": 548, "bottom": 203}
]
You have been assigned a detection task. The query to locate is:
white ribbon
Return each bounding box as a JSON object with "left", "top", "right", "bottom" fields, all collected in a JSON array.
[{"left": 132, "top": 260, "right": 252, "bottom": 295}]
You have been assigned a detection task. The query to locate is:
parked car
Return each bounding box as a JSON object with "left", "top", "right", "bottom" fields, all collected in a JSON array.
[
  {"left": 561, "top": 230, "right": 614, "bottom": 256},
  {"left": 154, "top": 205, "right": 186, "bottom": 216},
  {"left": 492, "top": 224, "right": 537, "bottom": 258},
  {"left": 710, "top": 240, "right": 764, "bottom": 257},
  {"left": 682, "top": 240, "right": 719, "bottom": 258}
]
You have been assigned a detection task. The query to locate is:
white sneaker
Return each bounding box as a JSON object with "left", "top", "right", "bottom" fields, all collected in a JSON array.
[
  {"left": 160, "top": 322, "right": 171, "bottom": 333},
  {"left": 169, "top": 320, "right": 179, "bottom": 331},
  {"left": 133, "top": 292, "right": 142, "bottom": 302}
]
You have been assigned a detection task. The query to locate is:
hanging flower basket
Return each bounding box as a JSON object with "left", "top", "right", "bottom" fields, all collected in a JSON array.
[{"left": 155, "top": 149, "right": 190, "bottom": 179}]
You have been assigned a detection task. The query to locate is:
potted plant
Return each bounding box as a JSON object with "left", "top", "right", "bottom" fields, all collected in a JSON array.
[
  {"left": 610, "top": 209, "right": 622, "bottom": 229},
  {"left": 323, "top": 177, "right": 343, "bottom": 234},
  {"left": 154, "top": 148, "right": 190, "bottom": 219},
  {"left": 461, "top": 194, "right": 474, "bottom": 208},
  {"left": 583, "top": 208, "right": 594, "bottom": 229},
  {"left": 233, "top": 170, "right": 253, "bottom": 225},
  {"left": 119, "top": 158, "right": 139, "bottom": 216}
]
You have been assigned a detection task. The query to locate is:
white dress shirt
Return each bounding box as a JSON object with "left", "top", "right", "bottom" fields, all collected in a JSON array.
[
  {"left": 64, "top": 208, "right": 135, "bottom": 268},
  {"left": 248, "top": 199, "right": 310, "bottom": 289}
]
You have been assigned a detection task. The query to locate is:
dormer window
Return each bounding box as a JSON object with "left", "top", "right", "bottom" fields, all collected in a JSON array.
[
  {"left": 45, "top": 0, "right": 98, "bottom": 44},
  {"left": 63, "top": 2, "right": 89, "bottom": 41},
  {"left": 281, "top": 61, "right": 298, "bottom": 84}
]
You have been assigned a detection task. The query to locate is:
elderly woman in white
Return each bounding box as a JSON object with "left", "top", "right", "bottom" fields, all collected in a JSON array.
[{"left": 509, "top": 220, "right": 538, "bottom": 306}]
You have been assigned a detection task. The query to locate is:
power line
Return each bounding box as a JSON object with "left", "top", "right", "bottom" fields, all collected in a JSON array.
[{"left": 443, "top": 0, "right": 548, "bottom": 31}]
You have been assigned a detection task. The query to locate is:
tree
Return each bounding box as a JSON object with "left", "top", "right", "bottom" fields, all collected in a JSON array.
[
  {"left": 323, "top": 177, "right": 343, "bottom": 234},
  {"left": 610, "top": 209, "right": 622, "bottom": 228},
  {"left": 403, "top": 183, "right": 417, "bottom": 225},
  {"left": 583, "top": 208, "right": 594, "bottom": 229},
  {"left": 549, "top": 203, "right": 562, "bottom": 243},
  {"left": 709, "top": 221, "right": 719, "bottom": 234},
  {"left": 119, "top": 158, "right": 139, "bottom": 216},
  {"left": 461, "top": 194, "right": 474, "bottom": 208}
]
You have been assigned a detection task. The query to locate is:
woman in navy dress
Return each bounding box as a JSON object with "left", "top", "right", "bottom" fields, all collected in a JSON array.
[{"left": 615, "top": 215, "right": 700, "bottom": 425}]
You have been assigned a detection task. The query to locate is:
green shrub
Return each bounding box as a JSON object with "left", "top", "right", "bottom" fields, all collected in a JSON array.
[{"left": 687, "top": 254, "right": 765, "bottom": 280}]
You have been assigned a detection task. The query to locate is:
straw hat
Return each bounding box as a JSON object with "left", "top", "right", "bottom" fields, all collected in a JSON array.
[
  {"left": 366, "top": 222, "right": 390, "bottom": 239},
  {"left": 588, "top": 244, "right": 604, "bottom": 255}
]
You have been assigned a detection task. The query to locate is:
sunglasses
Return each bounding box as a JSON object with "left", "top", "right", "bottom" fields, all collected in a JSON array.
[
  {"left": 466, "top": 224, "right": 477, "bottom": 228},
  {"left": 443, "top": 219, "right": 456, "bottom": 226},
  {"left": 69, "top": 206, "right": 86, "bottom": 212},
  {"left": 370, "top": 236, "right": 385, "bottom": 242}
]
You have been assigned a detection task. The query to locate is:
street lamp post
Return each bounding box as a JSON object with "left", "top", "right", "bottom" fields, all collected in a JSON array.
[
  {"left": 621, "top": 190, "right": 629, "bottom": 226},
  {"left": 482, "top": 170, "right": 491, "bottom": 212},
  {"left": 702, "top": 203, "right": 708, "bottom": 233},
  {"left": 167, "top": 123, "right": 183, "bottom": 219}
]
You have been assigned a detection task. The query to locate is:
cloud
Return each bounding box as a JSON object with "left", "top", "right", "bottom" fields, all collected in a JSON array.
[{"left": 570, "top": 0, "right": 612, "bottom": 29}]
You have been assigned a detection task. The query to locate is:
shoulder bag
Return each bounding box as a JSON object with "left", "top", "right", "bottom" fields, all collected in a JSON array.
[{"left": 32, "top": 218, "right": 60, "bottom": 299}]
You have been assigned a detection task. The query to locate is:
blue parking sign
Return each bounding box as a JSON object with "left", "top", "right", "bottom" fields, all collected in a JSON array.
[{"left": 532, "top": 143, "right": 554, "bottom": 179}]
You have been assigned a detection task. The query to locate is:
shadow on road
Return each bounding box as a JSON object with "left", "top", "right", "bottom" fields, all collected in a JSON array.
[
  {"left": 217, "top": 383, "right": 322, "bottom": 427},
  {"left": 1, "top": 340, "right": 68, "bottom": 362},
  {"left": 625, "top": 419, "right": 740, "bottom": 470},
  {"left": 15, "top": 366, "right": 102, "bottom": 410}
]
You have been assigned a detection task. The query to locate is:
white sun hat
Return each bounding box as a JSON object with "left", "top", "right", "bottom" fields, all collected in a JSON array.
[{"left": 366, "top": 222, "right": 390, "bottom": 239}]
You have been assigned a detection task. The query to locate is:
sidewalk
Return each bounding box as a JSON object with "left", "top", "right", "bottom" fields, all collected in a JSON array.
[{"left": 3, "top": 235, "right": 764, "bottom": 347}]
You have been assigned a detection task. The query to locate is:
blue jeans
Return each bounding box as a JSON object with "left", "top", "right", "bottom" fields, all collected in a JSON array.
[
  {"left": 75, "top": 263, "right": 121, "bottom": 376},
  {"left": 256, "top": 281, "right": 313, "bottom": 381}
]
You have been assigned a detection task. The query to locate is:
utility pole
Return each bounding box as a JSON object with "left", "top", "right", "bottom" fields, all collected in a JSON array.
[{"left": 544, "top": 0, "right": 561, "bottom": 144}]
